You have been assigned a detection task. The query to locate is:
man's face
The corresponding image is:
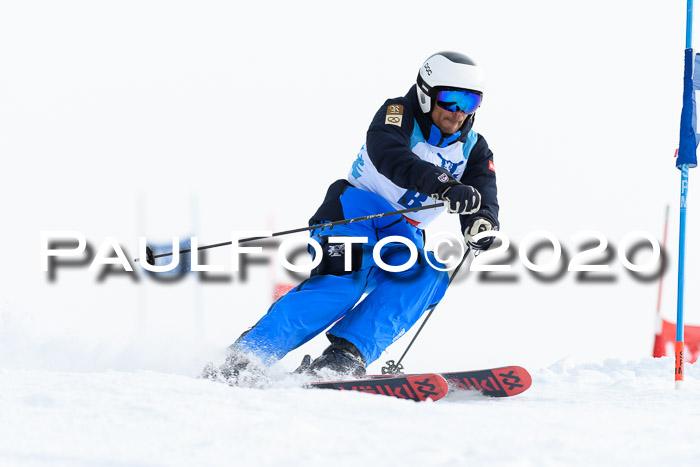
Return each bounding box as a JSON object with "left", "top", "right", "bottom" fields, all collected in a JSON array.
[{"left": 430, "top": 104, "right": 468, "bottom": 134}]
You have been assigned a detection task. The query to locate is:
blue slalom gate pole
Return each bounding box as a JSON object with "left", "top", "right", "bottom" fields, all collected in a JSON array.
[
  {"left": 676, "top": 166, "right": 689, "bottom": 388},
  {"left": 688, "top": 0, "right": 695, "bottom": 50},
  {"left": 675, "top": 0, "right": 699, "bottom": 389}
]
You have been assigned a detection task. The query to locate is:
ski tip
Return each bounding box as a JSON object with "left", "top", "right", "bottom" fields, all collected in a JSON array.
[
  {"left": 482, "top": 365, "right": 532, "bottom": 397},
  {"left": 490, "top": 366, "right": 531, "bottom": 397},
  {"left": 442, "top": 365, "right": 532, "bottom": 397}
]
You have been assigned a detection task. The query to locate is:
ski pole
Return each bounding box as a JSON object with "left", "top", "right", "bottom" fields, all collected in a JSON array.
[
  {"left": 136, "top": 201, "right": 447, "bottom": 265},
  {"left": 382, "top": 246, "right": 472, "bottom": 375}
]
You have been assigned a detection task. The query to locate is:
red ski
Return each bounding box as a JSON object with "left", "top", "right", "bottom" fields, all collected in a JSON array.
[
  {"left": 309, "top": 373, "right": 448, "bottom": 402},
  {"left": 369, "top": 365, "right": 531, "bottom": 397},
  {"left": 440, "top": 366, "right": 531, "bottom": 397}
]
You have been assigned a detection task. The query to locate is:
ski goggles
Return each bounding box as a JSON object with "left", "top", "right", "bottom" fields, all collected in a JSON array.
[{"left": 435, "top": 88, "right": 482, "bottom": 114}]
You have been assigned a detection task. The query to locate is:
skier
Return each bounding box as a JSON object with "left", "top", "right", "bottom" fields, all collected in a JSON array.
[{"left": 216, "top": 51, "right": 499, "bottom": 380}]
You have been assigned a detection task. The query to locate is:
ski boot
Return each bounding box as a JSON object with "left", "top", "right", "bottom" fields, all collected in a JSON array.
[{"left": 304, "top": 337, "right": 367, "bottom": 377}]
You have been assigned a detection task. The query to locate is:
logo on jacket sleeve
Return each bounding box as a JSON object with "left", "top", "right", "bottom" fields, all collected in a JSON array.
[
  {"left": 489, "top": 160, "right": 495, "bottom": 172},
  {"left": 438, "top": 173, "right": 449, "bottom": 183},
  {"left": 385, "top": 104, "right": 404, "bottom": 127}
]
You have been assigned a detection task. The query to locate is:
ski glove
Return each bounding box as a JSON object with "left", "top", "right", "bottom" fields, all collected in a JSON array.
[
  {"left": 439, "top": 184, "right": 481, "bottom": 215},
  {"left": 464, "top": 216, "right": 496, "bottom": 251}
]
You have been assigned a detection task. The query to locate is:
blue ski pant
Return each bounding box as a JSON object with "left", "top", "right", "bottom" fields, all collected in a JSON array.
[{"left": 235, "top": 187, "right": 450, "bottom": 365}]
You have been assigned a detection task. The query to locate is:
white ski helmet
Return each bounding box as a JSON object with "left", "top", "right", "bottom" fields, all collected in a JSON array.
[{"left": 416, "top": 51, "right": 486, "bottom": 114}]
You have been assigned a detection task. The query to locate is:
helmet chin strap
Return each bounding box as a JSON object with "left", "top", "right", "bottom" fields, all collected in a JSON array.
[{"left": 464, "top": 112, "right": 476, "bottom": 131}]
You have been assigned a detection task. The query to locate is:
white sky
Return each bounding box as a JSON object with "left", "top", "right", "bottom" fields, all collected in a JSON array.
[{"left": 0, "top": 0, "right": 698, "bottom": 374}]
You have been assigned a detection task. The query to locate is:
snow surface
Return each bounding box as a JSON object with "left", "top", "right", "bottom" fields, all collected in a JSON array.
[{"left": 1, "top": 357, "right": 699, "bottom": 467}]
